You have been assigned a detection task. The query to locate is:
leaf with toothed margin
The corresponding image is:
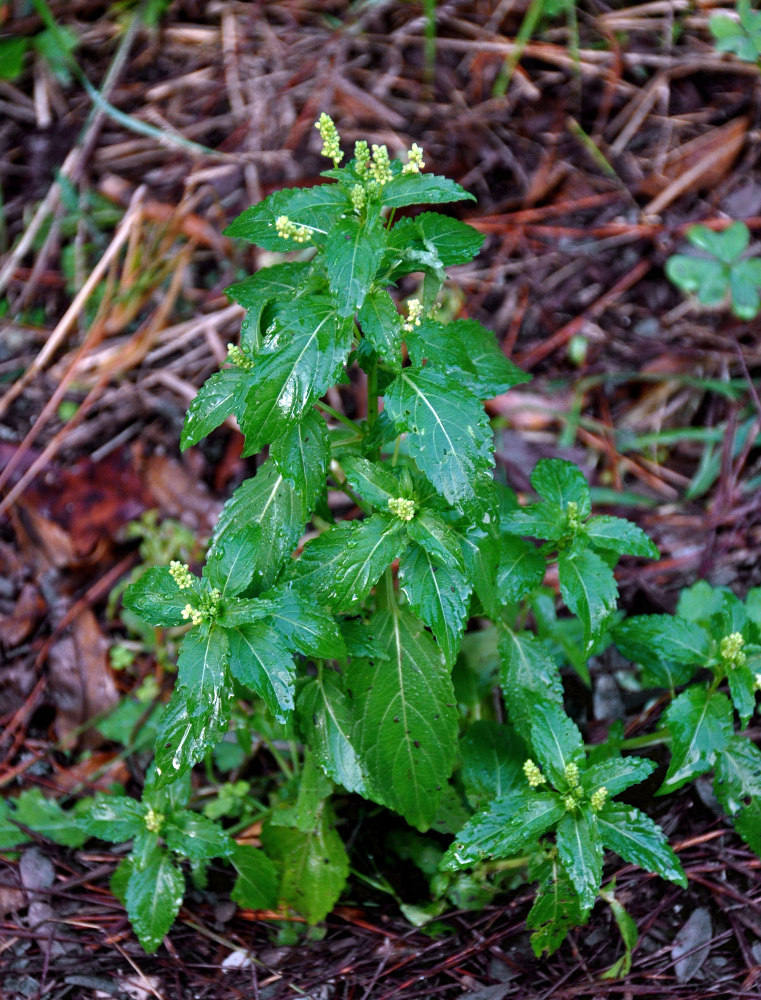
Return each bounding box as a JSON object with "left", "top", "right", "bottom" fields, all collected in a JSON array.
[
  {"left": 658, "top": 687, "right": 733, "bottom": 794},
  {"left": 597, "top": 804, "right": 686, "bottom": 887},
  {"left": 238, "top": 297, "right": 353, "bottom": 455},
  {"left": 558, "top": 547, "right": 618, "bottom": 651},
  {"left": 227, "top": 621, "right": 296, "bottom": 723},
  {"left": 123, "top": 567, "right": 193, "bottom": 628},
  {"left": 175, "top": 626, "right": 229, "bottom": 702},
  {"left": 297, "top": 671, "right": 369, "bottom": 796},
  {"left": 325, "top": 214, "right": 386, "bottom": 317},
  {"left": 348, "top": 607, "right": 458, "bottom": 831},
  {"left": 380, "top": 173, "right": 476, "bottom": 208},
  {"left": 153, "top": 686, "right": 233, "bottom": 789},
  {"left": 263, "top": 584, "right": 346, "bottom": 660},
  {"left": 225, "top": 261, "right": 310, "bottom": 352},
  {"left": 441, "top": 791, "right": 562, "bottom": 870},
  {"left": 499, "top": 629, "right": 563, "bottom": 745},
  {"left": 384, "top": 367, "right": 495, "bottom": 523},
  {"left": 398, "top": 542, "right": 471, "bottom": 667},
  {"left": 224, "top": 184, "right": 351, "bottom": 249},
  {"left": 180, "top": 369, "right": 251, "bottom": 450},
  {"left": 270, "top": 409, "right": 330, "bottom": 515},
  {"left": 290, "top": 515, "right": 408, "bottom": 612},
  {"left": 125, "top": 845, "right": 185, "bottom": 954},
  {"left": 208, "top": 459, "right": 308, "bottom": 595},
  {"left": 556, "top": 808, "right": 603, "bottom": 911},
  {"left": 357, "top": 289, "right": 403, "bottom": 369}
]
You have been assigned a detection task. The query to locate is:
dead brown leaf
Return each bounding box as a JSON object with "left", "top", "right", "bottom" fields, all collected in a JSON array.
[{"left": 46, "top": 608, "right": 119, "bottom": 748}]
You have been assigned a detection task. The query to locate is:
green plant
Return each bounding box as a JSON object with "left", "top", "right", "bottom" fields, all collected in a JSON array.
[
  {"left": 5, "top": 116, "right": 761, "bottom": 963},
  {"left": 710, "top": 0, "right": 761, "bottom": 64},
  {"left": 665, "top": 221, "right": 761, "bottom": 320}
]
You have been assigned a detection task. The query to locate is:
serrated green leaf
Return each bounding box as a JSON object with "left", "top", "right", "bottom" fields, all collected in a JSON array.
[
  {"left": 597, "top": 804, "right": 687, "bottom": 886},
  {"left": 581, "top": 755, "right": 655, "bottom": 799},
  {"left": 558, "top": 547, "right": 618, "bottom": 650},
  {"left": 406, "top": 318, "right": 528, "bottom": 400},
  {"left": 496, "top": 536, "right": 545, "bottom": 603},
  {"left": 224, "top": 184, "right": 350, "bottom": 249},
  {"left": 727, "top": 662, "right": 757, "bottom": 727},
  {"left": 527, "top": 853, "right": 588, "bottom": 957},
  {"left": 154, "top": 686, "right": 233, "bottom": 787},
  {"left": 676, "top": 580, "right": 725, "bottom": 627},
  {"left": 499, "top": 629, "right": 564, "bottom": 744},
  {"left": 415, "top": 212, "right": 484, "bottom": 265},
  {"left": 500, "top": 503, "right": 567, "bottom": 541},
  {"left": 176, "top": 626, "right": 229, "bottom": 700},
  {"left": 613, "top": 615, "right": 710, "bottom": 687},
  {"left": 230, "top": 844, "right": 279, "bottom": 910},
  {"left": 239, "top": 297, "right": 353, "bottom": 454},
  {"left": 78, "top": 794, "right": 147, "bottom": 842},
  {"left": 556, "top": 808, "right": 603, "bottom": 910},
  {"left": 13, "top": 789, "right": 87, "bottom": 847},
  {"left": 407, "top": 510, "right": 465, "bottom": 571},
  {"left": 381, "top": 173, "right": 475, "bottom": 208},
  {"left": 585, "top": 515, "right": 659, "bottom": 559},
  {"left": 226, "top": 261, "right": 310, "bottom": 352},
  {"left": 528, "top": 700, "right": 584, "bottom": 789},
  {"left": 713, "top": 735, "right": 761, "bottom": 815},
  {"left": 298, "top": 671, "right": 369, "bottom": 796},
  {"left": 126, "top": 848, "right": 185, "bottom": 953},
  {"left": 734, "top": 798, "right": 761, "bottom": 855},
  {"left": 348, "top": 607, "right": 458, "bottom": 830},
  {"left": 123, "top": 567, "right": 190, "bottom": 628},
  {"left": 398, "top": 542, "right": 472, "bottom": 666},
  {"left": 264, "top": 584, "right": 345, "bottom": 660},
  {"left": 325, "top": 215, "right": 386, "bottom": 316},
  {"left": 340, "top": 454, "right": 402, "bottom": 511},
  {"left": 208, "top": 459, "right": 307, "bottom": 593},
  {"left": 164, "top": 812, "right": 233, "bottom": 861},
  {"left": 291, "top": 515, "right": 408, "bottom": 612},
  {"left": 659, "top": 687, "right": 733, "bottom": 794},
  {"left": 227, "top": 621, "right": 295, "bottom": 721},
  {"left": 262, "top": 800, "right": 349, "bottom": 923},
  {"left": 460, "top": 527, "right": 500, "bottom": 617},
  {"left": 441, "top": 791, "right": 562, "bottom": 870},
  {"left": 531, "top": 459, "right": 591, "bottom": 518},
  {"left": 180, "top": 369, "right": 249, "bottom": 450},
  {"left": 460, "top": 720, "right": 527, "bottom": 810},
  {"left": 384, "top": 367, "right": 494, "bottom": 523},
  {"left": 357, "top": 289, "right": 404, "bottom": 368},
  {"left": 203, "top": 522, "right": 260, "bottom": 599},
  {"left": 270, "top": 409, "right": 330, "bottom": 513}
]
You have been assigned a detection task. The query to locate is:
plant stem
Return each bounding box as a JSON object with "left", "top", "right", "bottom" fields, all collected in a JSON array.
[
  {"left": 615, "top": 729, "right": 672, "bottom": 751},
  {"left": 315, "top": 400, "right": 360, "bottom": 432}
]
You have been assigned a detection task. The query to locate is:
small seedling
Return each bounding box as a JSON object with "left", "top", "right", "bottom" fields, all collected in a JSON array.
[
  {"left": 710, "top": 0, "right": 761, "bottom": 64},
  {"left": 665, "top": 221, "right": 761, "bottom": 319}
]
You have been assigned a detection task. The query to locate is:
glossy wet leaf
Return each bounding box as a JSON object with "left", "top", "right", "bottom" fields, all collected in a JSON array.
[
  {"left": 164, "top": 812, "right": 234, "bottom": 862},
  {"left": 298, "top": 671, "right": 369, "bottom": 796},
  {"left": 558, "top": 546, "right": 618, "bottom": 649},
  {"left": 398, "top": 542, "right": 472, "bottom": 666},
  {"left": 380, "top": 172, "right": 475, "bottom": 208},
  {"left": 227, "top": 621, "right": 296, "bottom": 721},
  {"left": 153, "top": 686, "right": 233, "bottom": 788},
  {"left": 125, "top": 847, "right": 185, "bottom": 954},
  {"left": 659, "top": 687, "right": 733, "bottom": 794},
  {"left": 499, "top": 629, "right": 564, "bottom": 745},
  {"left": 460, "top": 720, "right": 527, "bottom": 810},
  {"left": 384, "top": 367, "right": 494, "bottom": 522},
  {"left": 123, "top": 567, "right": 191, "bottom": 628},
  {"left": 180, "top": 369, "right": 249, "bottom": 450},
  {"left": 176, "top": 626, "right": 229, "bottom": 701},
  {"left": 556, "top": 808, "right": 603, "bottom": 910},
  {"left": 270, "top": 409, "right": 330, "bottom": 515},
  {"left": 325, "top": 215, "right": 386, "bottom": 316},
  {"left": 597, "top": 804, "right": 687, "bottom": 886},
  {"left": 348, "top": 607, "right": 458, "bottom": 830},
  {"left": 585, "top": 515, "right": 659, "bottom": 559},
  {"left": 357, "top": 288, "right": 403, "bottom": 368},
  {"left": 230, "top": 844, "right": 279, "bottom": 910}
]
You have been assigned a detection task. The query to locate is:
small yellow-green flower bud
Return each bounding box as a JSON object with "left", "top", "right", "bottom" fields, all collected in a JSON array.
[
  {"left": 564, "top": 762, "right": 580, "bottom": 788},
  {"left": 226, "top": 343, "right": 254, "bottom": 371},
  {"left": 354, "top": 140, "right": 370, "bottom": 176},
  {"left": 144, "top": 807, "right": 164, "bottom": 834},
  {"left": 590, "top": 787, "right": 608, "bottom": 813},
  {"left": 720, "top": 632, "right": 746, "bottom": 667},
  {"left": 169, "top": 560, "right": 193, "bottom": 590},
  {"left": 275, "top": 215, "right": 311, "bottom": 243},
  {"left": 388, "top": 497, "right": 417, "bottom": 522},
  {"left": 315, "top": 113, "right": 343, "bottom": 166},
  {"left": 523, "top": 759, "right": 547, "bottom": 788},
  {"left": 402, "top": 142, "right": 425, "bottom": 175},
  {"left": 566, "top": 500, "right": 581, "bottom": 531},
  {"left": 182, "top": 603, "right": 204, "bottom": 627},
  {"left": 563, "top": 794, "right": 578, "bottom": 812},
  {"left": 403, "top": 298, "right": 423, "bottom": 333},
  {"left": 351, "top": 184, "right": 366, "bottom": 212},
  {"left": 369, "top": 143, "right": 393, "bottom": 186}
]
